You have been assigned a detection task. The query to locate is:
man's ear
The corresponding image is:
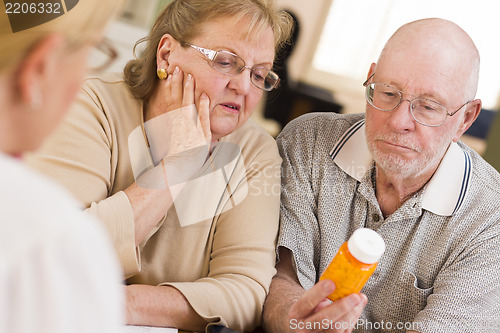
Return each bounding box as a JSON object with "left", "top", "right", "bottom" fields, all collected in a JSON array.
[
  {"left": 367, "top": 62, "right": 376, "bottom": 81},
  {"left": 17, "top": 34, "right": 64, "bottom": 107},
  {"left": 156, "top": 34, "right": 177, "bottom": 72},
  {"left": 452, "top": 99, "right": 482, "bottom": 142}
]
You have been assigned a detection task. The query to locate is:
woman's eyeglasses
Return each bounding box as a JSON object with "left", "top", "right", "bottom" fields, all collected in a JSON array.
[{"left": 184, "top": 43, "right": 280, "bottom": 92}]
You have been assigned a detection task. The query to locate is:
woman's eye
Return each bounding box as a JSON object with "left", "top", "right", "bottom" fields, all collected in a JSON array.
[
  {"left": 216, "top": 60, "right": 232, "bottom": 67},
  {"left": 215, "top": 55, "right": 236, "bottom": 68},
  {"left": 253, "top": 73, "right": 265, "bottom": 82},
  {"left": 252, "top": 68, "right": 269, "bottom": 81}
]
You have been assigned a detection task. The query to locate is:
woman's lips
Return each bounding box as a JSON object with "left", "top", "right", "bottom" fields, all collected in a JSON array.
[{"left": 220, "top": 103, "right": 241, "bottom": 114}]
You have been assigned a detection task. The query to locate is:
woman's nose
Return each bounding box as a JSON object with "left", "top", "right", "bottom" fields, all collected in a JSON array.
[{"left": 227, "top": 69, "right": 252, "bottom": 95}]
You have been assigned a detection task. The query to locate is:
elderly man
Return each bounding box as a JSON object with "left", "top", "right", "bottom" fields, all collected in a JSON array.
[{"left": 263, "top": 18, "right": 500, "bottom": 333}]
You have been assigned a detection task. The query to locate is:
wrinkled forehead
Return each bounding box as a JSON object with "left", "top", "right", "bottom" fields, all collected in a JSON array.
[
  {"left": 376, "top": 50, "right": 466, "bottom": 104},
  {"left": 379, "top": 41, "right": 463, "bottom": 74}
]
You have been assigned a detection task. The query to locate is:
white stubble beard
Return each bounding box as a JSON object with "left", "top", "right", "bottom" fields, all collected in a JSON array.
[{"left": 366, "top": 123, "right": 460, "bottom": 180}]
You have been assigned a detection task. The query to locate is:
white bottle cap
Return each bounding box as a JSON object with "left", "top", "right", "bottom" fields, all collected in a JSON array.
[{"left": 347, "top": 228, "right": 386, "bottom": 264}]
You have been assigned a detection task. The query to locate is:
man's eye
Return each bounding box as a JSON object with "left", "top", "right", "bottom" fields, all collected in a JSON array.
[{"left": 418, "top": 102, "right": 439, "bottom": 112}]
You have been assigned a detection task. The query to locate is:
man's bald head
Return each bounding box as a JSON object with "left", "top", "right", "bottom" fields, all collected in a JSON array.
[{"left": 378, "top": 18, "right": 480, "bottom": 101}]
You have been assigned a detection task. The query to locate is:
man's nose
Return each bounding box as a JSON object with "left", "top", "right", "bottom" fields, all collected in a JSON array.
[{"left": 387, "top": 98, "right": 416, "bottom": 132}]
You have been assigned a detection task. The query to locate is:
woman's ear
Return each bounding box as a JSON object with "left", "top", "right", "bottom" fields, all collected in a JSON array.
[
  {"left": 17, "top": 34, "right": 64, "bottom": 108},
  {"left": 453, "top": 99, "right": 482, "bottom": 142},
  {"left": 156, "top": 34, "right": 177, "bottom": 71}
]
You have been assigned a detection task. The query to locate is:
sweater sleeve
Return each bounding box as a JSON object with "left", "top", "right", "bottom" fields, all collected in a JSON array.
[
  {"left": 163, "top": 138, "right": 282, "bottom": 332},
  {"left": 25, "top": 83, "right": 140, "bottom": 277}
]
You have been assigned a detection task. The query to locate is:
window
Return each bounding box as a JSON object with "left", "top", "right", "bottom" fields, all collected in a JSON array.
[{"left": 311, "top": 0, "right": 500, "bottom": 109}]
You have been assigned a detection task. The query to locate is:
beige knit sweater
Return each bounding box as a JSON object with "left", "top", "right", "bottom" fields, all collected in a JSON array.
[{"left": 26, "top": 73, "right": 281, "bottom": 331}]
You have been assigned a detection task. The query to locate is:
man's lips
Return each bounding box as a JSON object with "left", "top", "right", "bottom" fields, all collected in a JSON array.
[{"left": 380, "top": 140, "right": 418, "bottom": 152}]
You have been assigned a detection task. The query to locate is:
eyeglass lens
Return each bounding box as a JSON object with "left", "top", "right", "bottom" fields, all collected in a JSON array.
[
  {"left": 212, "top": 51, "right": 279, "bottom": 91},
  {"left": 366, "top": 83, "right": 447, "bottom": 126}
]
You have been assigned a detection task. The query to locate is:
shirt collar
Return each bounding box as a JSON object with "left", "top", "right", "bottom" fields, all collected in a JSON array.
[{"left": 329, "top": 119, "right": 472, "bottom": 216}]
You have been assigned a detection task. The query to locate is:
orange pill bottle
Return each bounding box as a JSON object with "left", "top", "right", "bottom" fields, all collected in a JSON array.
[{"left": 319, "top": 228, "right": 386, "bottom": 302}]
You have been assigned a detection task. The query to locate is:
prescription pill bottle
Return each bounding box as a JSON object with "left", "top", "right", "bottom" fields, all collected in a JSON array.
[{"left": 319, "top": 228, "right": 385, "bottom": 302}]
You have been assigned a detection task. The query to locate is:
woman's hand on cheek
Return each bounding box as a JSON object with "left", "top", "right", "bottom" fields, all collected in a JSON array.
[
  {"left": 173, "top": 66, "right": 211, "bottom": 145},
  {"left": 163, "top": 66, "right": 185, "bottom": 112},
  {"left": 163, "top": 66, "right": 210, "bottom": 143},
  {"left": 163, "top": 66, "right": 211, "bottom": 154},
  {"left": 143, "top": 66, "right": 211, "bottom": 187}
]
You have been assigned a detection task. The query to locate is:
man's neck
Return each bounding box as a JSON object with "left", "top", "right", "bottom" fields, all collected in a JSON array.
[{"left": 374, "top": 165, "right": 437, "bottom": 218}]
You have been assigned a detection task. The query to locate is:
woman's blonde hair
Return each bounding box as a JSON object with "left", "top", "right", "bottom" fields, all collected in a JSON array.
[
  {"left": 124, "top": 0, "right": 293, "bottom": 102},
  {"left": 0, "top": 0, "right": 122, "bottom": 73}
]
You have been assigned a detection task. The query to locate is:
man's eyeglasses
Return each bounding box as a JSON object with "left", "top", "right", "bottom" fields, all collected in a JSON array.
[
  {"left": 363, "top": 74, "right": 469, "bottom": 127},
  {"left": 88, "top": 38, "right": 118, "bottom": 73},
  {"left": 183, "top": 43, "right": 280, "bottom": 92}
]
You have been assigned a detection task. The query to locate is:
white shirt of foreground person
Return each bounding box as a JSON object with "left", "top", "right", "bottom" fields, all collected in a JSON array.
[{"left": 0, "top": 153, "right": 124, "bottom": 333}]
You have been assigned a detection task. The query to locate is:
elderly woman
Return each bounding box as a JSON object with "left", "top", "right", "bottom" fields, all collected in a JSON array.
[
  {"left": 0, "top": 0, "right": 123, "bottom": 332},
  {"left": 27, "top": 0, "right": 293, "bottom": 331}
]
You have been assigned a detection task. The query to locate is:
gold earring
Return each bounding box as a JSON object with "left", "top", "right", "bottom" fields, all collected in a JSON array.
[{"left": 157, "top": 68, "right": 168, "bottom": 80}]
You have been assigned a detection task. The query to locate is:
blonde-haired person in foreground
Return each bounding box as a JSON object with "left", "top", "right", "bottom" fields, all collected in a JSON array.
[
  {"left": 27, "top": 0, "right": 293, "bottom": 331},
  {"left": 0, "top": 1, "right": 124, "bottom": 332}
]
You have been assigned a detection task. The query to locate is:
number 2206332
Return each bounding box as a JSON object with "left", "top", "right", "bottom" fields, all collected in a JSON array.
[{"left": 5, "top": 2, "right": 62, "bottom": 14}]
